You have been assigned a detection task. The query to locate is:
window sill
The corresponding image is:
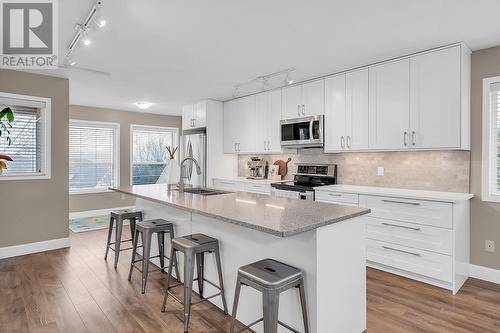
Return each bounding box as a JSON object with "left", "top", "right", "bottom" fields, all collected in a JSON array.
[
  {"left": 0, "top": 174, "right": 51, "bottom": 181},
  {"left": 481, "top": 193, "right": 500, "bottom": 203},
  {"left": 70, "top": 188, "right": 116, "bottom": 195}
]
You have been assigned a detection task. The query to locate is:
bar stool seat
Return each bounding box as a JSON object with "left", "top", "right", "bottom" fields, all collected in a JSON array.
[
  {"left": 230, "top": 259, "right": 309, "bottom": 333},
  {"left": 104, "top": 209, "right": 143, "bottom": 269},
  {"left": 161, "top": 233, "right": 229, "bottom": 333},
  {"left": 128, "top": 219, "right": 180, "bottom": 293}
]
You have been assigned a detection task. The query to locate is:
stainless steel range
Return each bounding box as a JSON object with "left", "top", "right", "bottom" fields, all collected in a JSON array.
[{"left": 270, "top": 163, "right": 337, "bottom": 201}]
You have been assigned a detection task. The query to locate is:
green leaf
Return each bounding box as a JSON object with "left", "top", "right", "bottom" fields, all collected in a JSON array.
[{"left": 6, "top": 109, "right": 14, "bottom": 123}]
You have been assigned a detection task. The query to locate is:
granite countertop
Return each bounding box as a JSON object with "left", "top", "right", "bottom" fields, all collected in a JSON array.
[
  {"left": 111, "top": 184, "right": 370, "bottom": 237},
  {"left": 315, "top": 184, "right": 474, "bottom": 202}
]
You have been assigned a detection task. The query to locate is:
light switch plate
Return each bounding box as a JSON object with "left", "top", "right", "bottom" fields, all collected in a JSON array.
[{"left": 377, "top": 166, "right": 384, "bottom": 176}]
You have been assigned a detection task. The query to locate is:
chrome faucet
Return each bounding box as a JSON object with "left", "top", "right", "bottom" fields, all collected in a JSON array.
[{"left": 178, "top": 157, "right": 202, "bottom": 193}]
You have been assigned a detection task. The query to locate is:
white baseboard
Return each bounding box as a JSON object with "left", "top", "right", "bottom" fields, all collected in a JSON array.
[
  {"left": 0, "top": 237, "right": 70, "bottom": 259},
  {"left": 469, "top": 264, "right": 500, "bottom": 285},
  {"left": 69, "top": 206, "right": 135, "bottom": 219}
]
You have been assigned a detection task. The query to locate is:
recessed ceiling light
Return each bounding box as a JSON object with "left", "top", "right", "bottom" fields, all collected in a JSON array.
[
  {"left": 134, "top": 101, "right": 153, "bottom": 110},
  {"left": 82, "top": 37, "right": 91, "bottom": 46}
]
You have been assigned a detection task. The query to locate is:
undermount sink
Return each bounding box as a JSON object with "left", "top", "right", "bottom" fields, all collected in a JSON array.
[{"left": 182, "top": 187, "right": 230, "bottom": 196}]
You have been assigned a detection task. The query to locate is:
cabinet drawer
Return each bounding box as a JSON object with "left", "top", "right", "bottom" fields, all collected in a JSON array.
[
  {"left": 315, "top": 191, "right": 359, "bottom": 205},
  {"left": 244, "top": 183, "right": 271, "bottom": 194},
  {"left": 359, "top": 195, "right": 452, "bottom": 229},
  {"left": 212, "top": 179, "right": 244, "bottom": 191},
  {"left": 366, "top": 217, "right": 452, "bottom": 255},
  {"left": 367, "top": 239, "right": 452, "bottom": 282}
]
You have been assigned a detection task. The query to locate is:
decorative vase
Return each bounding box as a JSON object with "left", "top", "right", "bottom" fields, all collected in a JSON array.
[{"left": 156, "top": 159, "right": 180, "bottom": 185}]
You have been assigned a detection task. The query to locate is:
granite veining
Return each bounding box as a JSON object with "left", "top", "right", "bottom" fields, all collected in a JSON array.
[{"left": 111, "top": 184, "right": 370, "bottom": 237}]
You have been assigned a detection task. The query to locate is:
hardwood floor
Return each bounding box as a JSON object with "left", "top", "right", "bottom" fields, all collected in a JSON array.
[{"left": 1, "top": 229, "right": 500, "bottom": 333}]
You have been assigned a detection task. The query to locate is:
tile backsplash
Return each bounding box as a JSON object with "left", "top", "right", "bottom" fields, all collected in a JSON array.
[{"left": 238, "top": 149, "right": 470, "bottom": 193}]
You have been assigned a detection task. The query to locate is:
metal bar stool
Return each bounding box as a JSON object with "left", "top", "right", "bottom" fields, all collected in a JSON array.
[
  {"left": 161, "top": 233, "right": 229, "bottom": 333},
  {"left": 104, "top": 209, "right": 143, "bottom": 268},
  {"left": 128, "top": 219, "right": 180, "bottom": 293},
  {"left": 230, "top": 258, "right": 309, "bottom": 333}
]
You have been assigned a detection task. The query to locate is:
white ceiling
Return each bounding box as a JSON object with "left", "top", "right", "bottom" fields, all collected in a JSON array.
[{"left": 46, "top": 0, "right": 500, "bottom": 115}]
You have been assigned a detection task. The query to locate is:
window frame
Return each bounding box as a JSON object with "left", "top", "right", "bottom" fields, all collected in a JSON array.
[
  {"left": 0, "top": 92, "right": 51, "bottom": 181},
  {"left": 69, "top": 119, "right": 120, "bottom": 195},
  {"left": 130, "top": 124, "right": 179, "bottom": 186},
  {"left": 482, "top": 76, "right": 500, "bottom": 202}
]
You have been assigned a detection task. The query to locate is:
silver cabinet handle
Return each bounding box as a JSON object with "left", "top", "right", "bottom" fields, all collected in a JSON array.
[
  {"left": 193, "top": 118, "right": 196, "bottom": 127},
  {"left": 221, "top": 181, "right": 235, "bottom": 185},
  {"left": 381, "top": 199, "right": 421, "bottom": 206},
  {"left": 297, "top": 105, "right": 301, "bottom": 116},
  {"left": 340, "top": 136, "right": 345, "bottom": 149},
  {"left": 302, "top": 104, "right": 305, "bottom": 116},
  {"left": 267, "top": 141, "right": 271, "bottom": 151},
  {"left": 412, "top": 131, "right": 416, "bottom": 146},
  {"left": 234, "top": 143, "right": 237, "bottom": 152},
  {"left": 382, "top": 246, "right": 421, "bottom": 257},
  {"left": 381, "top": 222, "right": 421, "bottom": 231},
  {"left": 328, "top": 193, "right": 342, "bottom": 197},
  {"left": 264, "top": 141, "right": 267, "bottom": 151},
  {"left": 346, "top": 136, "right": 351, "bottom": 149},
  {"left": 403, "top": 131, "right": 408, "bottom": 146},
  {"left": 238, "top": 143, "right": 241, "bottom": 152}
]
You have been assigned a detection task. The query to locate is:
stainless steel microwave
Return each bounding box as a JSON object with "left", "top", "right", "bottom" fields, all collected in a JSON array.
[{"left": 280, "top": 115, "right": 324, "bottom": 148}]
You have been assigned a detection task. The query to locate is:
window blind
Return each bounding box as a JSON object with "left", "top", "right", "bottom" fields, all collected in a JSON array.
[
  {"left": 0, "top": 105, "right": 41, "bottom": 175},
  {"left": 132, "top": 126, "right": 175, "bottom": 185},
  {"left": 69, "top": 122, "right": 118, "bottom": 192}
]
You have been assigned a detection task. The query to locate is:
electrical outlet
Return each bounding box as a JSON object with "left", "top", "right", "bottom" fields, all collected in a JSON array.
[
  {"left": 377, "top": 166, "right": 384, "bottom": 176},
  {"left": 485, "top": 240, "right": 495, "bottom": 252}
]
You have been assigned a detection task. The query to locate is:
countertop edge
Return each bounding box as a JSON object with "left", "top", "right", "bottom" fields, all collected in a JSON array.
[
  {"left": 111, "top": 187, "right": 370, "bottom": 238},
  {"left": 314, "top": 185, "right": 474, "bottom": 202}
]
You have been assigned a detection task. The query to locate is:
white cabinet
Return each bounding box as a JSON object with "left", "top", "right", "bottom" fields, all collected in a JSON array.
[
  {"left": 282, "top": 80, "right": 325, "bottom": 119},
  {"left": 182, "top": 102, "right": 206, "bottom": 130},
  {"left": 255, "top": 90, "right": 282, "bottom": 153},
  {"left": 410, "top": 45, "right": 462, "bottom": 148},
  {"left": 368, "top": 58, "right": 410, "bottom": 150},
  {"left": 315, "top": 186, "right": 471, "bottom": 294},
  {"left": 212, "top": 178, "right": 271, "bottom": 194},
  {"left": 324, "top": 69, "right": 368, "bottom": 152},
  {"left": 223, "top": 95, "right": 256, "bottom": 154}
]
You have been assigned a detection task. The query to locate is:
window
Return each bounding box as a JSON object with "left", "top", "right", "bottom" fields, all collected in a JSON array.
[
  {"left": 69, "top": 120, "right": 119, "bottom": 193},
  {"left": 482, "top": 76, "right": 500, "bottom": 202},
  {"left": 0, "top": 93, "right": 51, "bottom": 180},
  {"left": 131, "top": 125, "right": 178, "bottom": 185}
]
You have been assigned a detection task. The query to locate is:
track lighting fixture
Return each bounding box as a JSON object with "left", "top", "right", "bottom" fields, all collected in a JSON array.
[
  {"left": 231, "top": 67, "right": 296, "bottom": 99},
  {"left": 65, "top": 0, "right": 106, "bottom": 58}
]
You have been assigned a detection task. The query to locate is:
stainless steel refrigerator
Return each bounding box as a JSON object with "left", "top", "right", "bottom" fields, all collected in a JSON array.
[{"left": 181, "top": 128, "right": 207, "bottom": 188}]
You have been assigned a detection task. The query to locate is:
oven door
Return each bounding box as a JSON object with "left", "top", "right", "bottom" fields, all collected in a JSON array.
[{"left": 280, "top": 115, "right": 323, "bottom": 148}]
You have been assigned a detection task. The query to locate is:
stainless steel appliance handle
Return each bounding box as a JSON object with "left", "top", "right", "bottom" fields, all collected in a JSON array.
[
  {"left": 302, "top": 104, "right": 306, "bottom": 116},
  {"left": 412, "top": 131, "right": 416, "bottom": 146},
  {"left": 309, "top": 120, "right": 314, "bottom": 140},
  {"left": 297, "top": 105, "right": 301, "bottom": 116},
  {"left": 381, "top": 222, "right": 421, "bottom": 231},
  {"left": 403, "top": 131, "right": 408, "bottom": 146},
  {"left": 381, "top": 199, "right": 420, "bottom": 206},
  {"left": 382, "top": 246, "right": 421, "bottom": 257}
]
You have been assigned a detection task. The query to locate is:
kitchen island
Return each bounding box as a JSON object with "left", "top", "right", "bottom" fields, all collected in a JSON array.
[{"left": 111, "top": 184, "right": 370, "bottom": 333}]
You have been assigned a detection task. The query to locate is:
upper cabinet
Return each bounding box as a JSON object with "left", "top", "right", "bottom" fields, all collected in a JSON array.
[
  {"left": 368, "top": 58, "right": 410, "bottom": 150},
  {"left": 223, "top": 95, "right": 256, "bottom": 154},
  {"left": 409, "top": 46, "right": 464, "bottom": 149},
  {"left": 282, "top": 80, "right": 325, "bottom": 119},
  {"left": 325, "top": 69, "right": 369, "bottom": 152},
  {"left": 255, "top": 90, "right": 283, "bottom": 153},
  {"left": 367, "top": 44, "right": 470, "bottom": 151},
  {"left": 182, "top": 101, "right": 207, "bottom": 130}
]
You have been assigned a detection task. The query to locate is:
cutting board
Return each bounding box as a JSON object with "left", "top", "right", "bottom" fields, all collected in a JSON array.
[{"left": 273, "top": 157, "right": 292, "bottom": 177}]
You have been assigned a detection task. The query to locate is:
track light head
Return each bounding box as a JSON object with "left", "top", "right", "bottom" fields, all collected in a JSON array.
[{"left": 285, "top": 72, "right": 294, "bottom": 85}]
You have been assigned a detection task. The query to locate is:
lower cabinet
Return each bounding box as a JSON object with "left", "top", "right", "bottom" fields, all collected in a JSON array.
[
  {"left": 212, "top": 178, "right": 271, "bottom": 195},
  {"left": 315, "top": 189, "right": 470, "bottom": 294}
]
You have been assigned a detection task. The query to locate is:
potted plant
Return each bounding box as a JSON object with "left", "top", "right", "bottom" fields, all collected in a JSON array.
[{"left": 0, "top": 106, "right": 14, "bottom": 175}]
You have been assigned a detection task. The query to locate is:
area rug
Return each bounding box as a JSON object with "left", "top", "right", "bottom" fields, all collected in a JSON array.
[{"left": 69, "top": 215, "right": 129, "bottom": 233}]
